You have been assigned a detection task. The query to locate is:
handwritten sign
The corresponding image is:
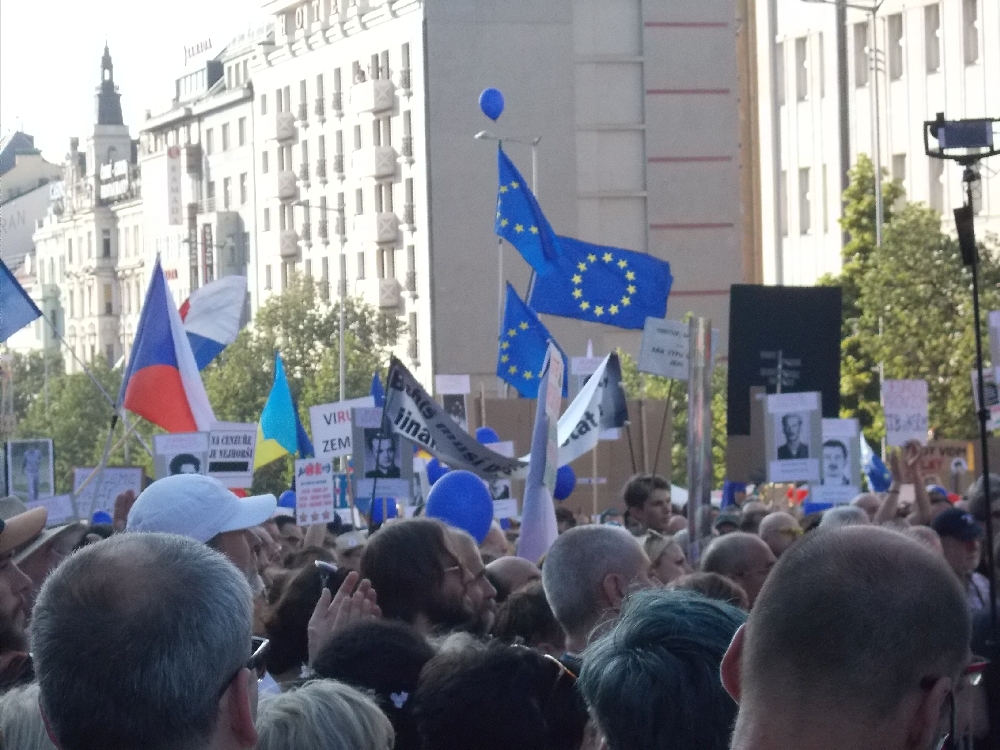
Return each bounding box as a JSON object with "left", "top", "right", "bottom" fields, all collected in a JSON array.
[
  {"left": 208, "top": 422, "right": 257, "bottom": 488},
  {"left": 294, "top": 458, "right": 337, "bottom": 526},
  {"left": 882, "top": 380, "right": 929, "bottom": 447},
  {"left": 638, "top": 318, "right": 689, "bottom": 380},
  {"left": 72, "top": 467, "right": 144, "bottom": 521},
  {"left": 310, "top": 396, "right": 375, "bottom": 459}
]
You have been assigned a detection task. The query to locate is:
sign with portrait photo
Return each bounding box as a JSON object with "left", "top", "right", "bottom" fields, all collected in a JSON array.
[
  {"left": 5, "top": 439, "right": 55, "bottom": 504},
  {"left": 441, "top": 394, "right": 469, "bottom": 435},
  {"left": 812, "top": 419, "right": 861, "bottom": 505},
  {"left": 484, "top": 441, "right": 519, "bottom": 519},
  {"left": 352, "top": 407, "right": 413, "bottom": 500},
  {"left": 153, "top": 432, "right": 210, "bottom": 480},
  {"left": 765, "top": 392, "right": 822, "bottom": 483}
]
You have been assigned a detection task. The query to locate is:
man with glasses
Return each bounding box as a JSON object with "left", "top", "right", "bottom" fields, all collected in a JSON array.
[
  {"left": 31, "top": 532, "right": 262, "bottom": 750},
  {"left": 448, "top": 527, "right": 498, "bottom": 634},
  {"left": 721, "top": 526, "right": 972, "bottom": 750}
]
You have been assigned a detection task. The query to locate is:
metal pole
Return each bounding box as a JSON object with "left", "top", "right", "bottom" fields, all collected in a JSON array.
[
  {"left": 686, "top": 318, "right": 714, "bottom": 567},
  {"left": 531, "top": 140, "right": 539, "bottom": 197},
  {"left": 339, "top": 250, "right": 347, "bottom": 402},
  {"left": 836, "top": 0, "right": 852, "bottom": 206},
  {"left": 498, "top": 237, "right": 505, "bottom": 396},
  {"left": 870, "top": 11, "right": 884, "bottom": 246},
  {"left": 769, "top": 0, "right": 784, "bottom": 282}
]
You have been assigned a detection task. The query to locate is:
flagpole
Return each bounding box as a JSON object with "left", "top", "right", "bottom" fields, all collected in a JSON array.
[
  {"left": 651, "top": 379, "right": 676, "bottom": 476},
  {"left": 498, "top": 236, "right": 505, "bottom": 397}
]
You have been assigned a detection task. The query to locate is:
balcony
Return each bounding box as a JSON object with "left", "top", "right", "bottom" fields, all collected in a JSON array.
[
  {"left": 335, "top": 214, "right": 346, "bottom": 235},
  {"left": 184, "top": 143, "right": 202, "bottom": 175},
  {"left": 316, "top": 158, "right": 327, "bottom": 184},
  {"left": 275, "top": 111, "right": 297, "bottom": 142},
  {"left": 298, "top": 162, "right": 310, "bottom": 188},
  {"left": 353, "top": 212, "right": 398, "bottom": 244},
  {"left": 331, "top": 91, "right": 343, "bottom": 116},
  {"left": 333, "top": 153, "right": 345, "bottom": 178},
  {"left": 279, "top": 231, "right": 299, "bottom": 258},
  {"left": 349, "top": 78, "right": 394, "bottom": 114},
  {"left": 277, "top": 170, "right": 298, "bottom": 201},
  {"left": 315, "top": 97, "right": 326, "bottom": 123},
  {"left": 297, "top": 102, "right": 309, "bottom": 126},
  {"left": 352, "top": 146, "right": 397, "bottom": 180},
  {"left": 355, "top": 276, "right": 402, "bottom": 309},
  {"left": 318, "top": 219, "right": 329, "bottom": 243}
]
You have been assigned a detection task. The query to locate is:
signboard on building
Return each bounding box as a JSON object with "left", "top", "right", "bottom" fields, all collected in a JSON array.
[
  {"left": 167, "top": 146, "right": 182, "bottom": 225},
  {"left": 98, "top": 160, "right": 134, "bottom": 203}
]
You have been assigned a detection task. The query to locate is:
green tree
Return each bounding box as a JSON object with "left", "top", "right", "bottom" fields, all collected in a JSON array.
[{"left": 4, "top": 350, "right": 65, "bottom": 423}]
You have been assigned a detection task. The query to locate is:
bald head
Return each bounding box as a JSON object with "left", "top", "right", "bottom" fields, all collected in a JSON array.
[
  {"left": 851, "top": 493, "right": 880, "bottom": 521},
  {"left": 736, "top": 527, "right": 969, "bottom": 724},
  {"left": 486, "top": 556, "right": 541, "bottom": 602},
  {"left": 757, "top": 512, "right": 800, "bottom": 558},
  {"left": 818, "top": 505, "right": 870, "bottom": 530},
  {"left": 701, "top": 532, "right": 775, "bottom": 606}
]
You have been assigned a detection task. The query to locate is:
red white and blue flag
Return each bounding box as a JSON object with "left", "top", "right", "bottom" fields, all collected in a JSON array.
[
  {"left": 119, "top": 259, "right": 216, "bottom": 433},
  {"left": 179, "top": 275, "right": 248, "bottom": 370}
]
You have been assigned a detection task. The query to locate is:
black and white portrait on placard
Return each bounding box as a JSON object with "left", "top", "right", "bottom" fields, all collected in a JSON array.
[
  {"left": 442, "top": 394, "right": 469, "bottom": 434},
  {"left": 776, "top": 413, "right": 809, "bottom": 460},
  {"left": 363, "top": 429, "right": 402, "bottom": 479},
  {"left": 766, "top": 393, "right": 822, "bottom": 484},
  {"left": 821, "top": 440, "right": 851, "bottom": 486}
]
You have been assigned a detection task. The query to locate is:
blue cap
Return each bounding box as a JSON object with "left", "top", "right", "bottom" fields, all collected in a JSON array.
[
  {"left": 278, "top": 490, "right": 296, "bottom": 509},
  {"left": 931, "top": 507, "right": 983, "bottom": 542}
]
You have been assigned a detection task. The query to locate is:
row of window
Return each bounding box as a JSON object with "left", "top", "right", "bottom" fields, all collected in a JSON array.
[
  {"left": 205, "top": 118, "right": 248, "bottom": 154},
  {"left": 262, "top": 244, "right": 418, "bottom": 291},
  {"left": 64, "top": 282, "right": 115, "bottom": 318},
  {"left": 261, "top": 176, "right": 415, "bottom": 233},
  {"left": 206, "top": 173, "right": 250, "bottom": 210}
]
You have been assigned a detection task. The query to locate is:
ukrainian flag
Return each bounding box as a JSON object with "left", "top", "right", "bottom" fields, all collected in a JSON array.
[{"left": 255, "top": 354, "right": 300, "bottom": 469}]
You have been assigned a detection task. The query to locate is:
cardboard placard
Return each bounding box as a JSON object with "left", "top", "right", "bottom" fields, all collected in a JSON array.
[
  {"left": 970, "top": 368, "right": 1000, "bottom": 431},
  {"left": 353, "top": 407, "right": 413, "bottom": 500},
  {"left": 765, "top": 392, "right": 822, "bottom": 483},
  {"left": 5, "top": 439, "right": 55, "bottom": 504},
  {"left": 26, "top": 494, "right": 77, "bottom": 527},
  {"left": 882, "top": 380, "right": 929, "bottom": 447},
  {"left": 72, "top": 467, "right": 144, "bottom": 520},
  {"left": 310, "top": 396, "right": 376, "bottom": 459},
  {"left": 811, "top": 418, "right": 861, "bottom": 505},
  {"left": 207, "top": 422, "right": 257, "bottom": 488},
  {"left": 638, "top": 318, "right": 690, "bottom": 380},
  {"left": 435, "top": 374, "right": 472, "bottom": 395},
  {"left": 294, "top": 458, "right": 337, "bottom": 526},
  {"left": 484, "top": 441, "right": 518, "bottom": 518}
]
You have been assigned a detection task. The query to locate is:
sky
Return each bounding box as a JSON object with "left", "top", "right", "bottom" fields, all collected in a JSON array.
[{"left": 0, "top": 0, "right": 259, "bottom": 160}]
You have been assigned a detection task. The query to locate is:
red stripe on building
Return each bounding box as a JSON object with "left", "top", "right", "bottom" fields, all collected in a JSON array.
[
  {"left": 648, "top": 156, "right": 733, "bottom": 163},
  {"left": 650, "top": 222, "right": 735, "bottom": 230},
  {"left": 646, "top": 89, "right": 731, "bottom": 95},
  {"left": 644, "top": 21, "right": 730, "bottom": 28}
]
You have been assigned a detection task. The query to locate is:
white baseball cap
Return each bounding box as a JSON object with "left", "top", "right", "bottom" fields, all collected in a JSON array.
[{"left": 127, "top": 474, "right": 277, "bottom": 543}]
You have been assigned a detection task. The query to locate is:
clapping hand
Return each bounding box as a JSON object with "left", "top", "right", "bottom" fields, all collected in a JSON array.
[{"left": 307, "top": 570, "right": 381, "bottom": 666}]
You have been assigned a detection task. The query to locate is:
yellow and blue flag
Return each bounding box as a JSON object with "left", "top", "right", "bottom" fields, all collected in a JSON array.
[
  {"left": 495, "top": 146, "right": 561, "bottom": 277},
  {"left": 497, "top": 283, "right": 568, "bottom": 399},
  {"left": 255, "top": 354, "right": 311, "bottom": 469},
  {"left": 528, "top": 236, "right": 672, "bottom": 330}
]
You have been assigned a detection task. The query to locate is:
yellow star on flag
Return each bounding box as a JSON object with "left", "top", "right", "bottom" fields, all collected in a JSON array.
[
  {"left": 500, "top": 218, "right": 509, "bottom": 227},
  {"left": 523, "top": 371, "right": 534, "bottom": 380},
  {"left": 514, "top": 224, "right": 524, "bottom": 233},
  {"left": 519, "top": 321, "right": 529, "bottom": 330},
  {"left": 501, "top": 341, "right": 510, "bottom": 350},
  {"left": 627, "top": 285, "right": 636, "bottom": 294},
  {"left": 577, "top": 262, "right": 587, "bottom": 272},
  {"left": 626, "top": 271, "right": 636, "bottom": 281},
  {"left": 621, "top": 296, "right": 631, "bottom": 307},
  {"left": 594, "top": 306, "right": 604, "bottom": 316},
  {"left": 507, "top": 328, "right": 517, "bottom": 337},
  {"left": 500, "top": 354, "right": 509, "bottom": 363},
  {"left": 499, "top": 185, "right": 508, "bottom": 193},
  {"left": 587, "top": 254, "right": 597, "bottom": 263},
  {"left": 509, "top": 365, "right": 518, "bottom": 375},
  {"left": 618, "top": 259, "right": 628, "bottom": 269},
  {"left": 529, "top": 226, "right": 539, "bottom": 234},
  {"left": 580, "top": 301, "right": 590, "bottom": 311},
  {"left": 602, "top": 252, "right": 613, "bottom": 263},
  {"left": 571, "top": 274, "right": 582, "bottom": 284},
  {"left": 572, "top": 289, "right": 583, "bottom": 299},
  {"left": 609, "top": 304, "right": 619, "bottom": 315},
  {"left": 510, "top": 181, "right": 520, "bottom": 189}
]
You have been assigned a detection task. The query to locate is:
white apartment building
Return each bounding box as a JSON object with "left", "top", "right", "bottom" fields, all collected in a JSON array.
[
  {"left": 252, "top": 0, "right": 759, "bottom": 390},
  {"left": 758, "top": 0, "right": 1000, "bottom": 285}
]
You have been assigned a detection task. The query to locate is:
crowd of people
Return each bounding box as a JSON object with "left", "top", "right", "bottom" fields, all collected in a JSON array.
[{"left": 0, "top": 443, "right": 997, "bottom": 749}]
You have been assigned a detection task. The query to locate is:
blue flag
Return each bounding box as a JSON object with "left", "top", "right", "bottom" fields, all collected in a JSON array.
[
  {"left": 0, "top": 259, "right": 42, "bottom": 342},
  {"left": 497, "top": 283, "right": 568, "bottom": 399},
  {"left": 860, "top": 435, "right": 893, "bottom": 492},
  {"left": 294, "top": 399, "right": 315, "bottom": 458},
  {"left": 528, "top": 236, "right": 673, "bottom": 330},
  {"left": 495, "top": 147, "right": 561, "bottom": 277},
  {"left": 370, "top": 373, "right": 385, "bottom": 407}
]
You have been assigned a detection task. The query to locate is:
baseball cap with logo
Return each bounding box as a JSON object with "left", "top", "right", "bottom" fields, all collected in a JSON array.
[
  {"left": 0, "top": 498, "right": 47, "bottom": 557},
  {"left": 930, "top": 507, "right": 984, "bottom": 542},
  {"left": 127, "top": 474, "right": 277, "bottom": 543}
]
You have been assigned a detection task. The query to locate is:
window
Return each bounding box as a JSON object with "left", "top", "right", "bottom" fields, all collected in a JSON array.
[
  {"left": 370, "top": 53, "right": 380, "bottom": 80},
  {"left": 795, "top": 37, "right": 808, "bottom": 101},
  {"left": 123, "top": 226, "right": 130, "bottom": 256},
  {"left": 221, "top": 124, "right": 230, "bottom": 151},
  {"left": 374, "top": 184, "right": 383, "bottom": 213},
  {"left": 265, "top": 264, "right": 272, "bottom": 289},
  {"left": 335, "top": 130, "right": 344, "bottom": 154},
  {"left": 238, "top": 117, "right": 247, "bottom": 146},
  {"left": 318, "top": 134, "right": 326, "bottom": 161},
  {"left": 281, "top": 262, "right": 288, "bottom": 291},
  {"left": 205, "top": 129, "right": 214, "bottom": 155},
  {"left": 887, "top": 14, "right": 904, "bottom": 80},
  {"left": 277, "top": 146, "right": 286, "bottom": 171},
  {"left": 780, "top": 170, "right": 789, "bottom": 237},
  {"left": 242, "top": 60, "right": 248, "bottom": 83},
  {"left": 106, "top": 344, "right": 114, "bottom": 363},
  {"left": 380, "top": 50, "right": 389, "bottom": 80},
  {"left": 88, "top": 231, "right": 93, "bottom": 258},
  {"left": 284, "top": 85, "right": 291, "bottom": 112},
  {"left": 355, "top": 188, "right": 364, "bottom": 215},
  {"left": 963, "top": 0, "right": 979, "bottom": 65},
  {"left": 279, "top": 204, "right": 287, "bottom": 231},
  {"left": 133, "top": 226, "right": 139, "bottom": 255},
  {"left": 818, "top": 33, "right": 825, "bottom": 98},
  {"left": 301, "top": 139, "right": 309, "bottom": 168},
  {"left": 373, "top": 119, "right": 382, "bottom": 147},
  {"left": 262, "top": 150, "right": 269, "bottom": 174},
  {"left": 300, "top": 79, "right": 307, "bottom": 107},
  {"left": 321, "top": 257, "right": 330, "bottom": 300},
  {"left": 925, "top": 4, "right": 941, "bottom": 73},
  {"left": 353, "top": 125, "right": 362, "bottom": 150},
  {"left": 103, "top": 284, "right": 113, "bottom": 314},
  {"left": 276, "top": 88, "right": 284, "bottom": 113},
  {"left": 405, "top": 177, "right": 414, "bottom": 207},
  {"left": 357, "top": 250, "right": 366, "bottom": 279},
  {"left": 263, "top": 207, "right": 271, "bottom": 231},
  {"left": 67, "top": 238, "right": 73, "bottom": 263},
  {"left": 334, "top": 68, "right": 342, "bottom": 95},
  {"left": 776, "top": 41, "right": 786, "bottom": 106},
  {"left": 929, "top": 157, "right": 944, "bottom": 212},
  {"left": 892, "top": 154, "right": 907, "bottom": 208},
  {"left": 798, "top": 167, "right": 811, "bottom": 235},
  {"left": 207, "top": 181, "right": 216, "bottom": 203},
  {"left": 854, "top": 23, "right": 869, "bottom": 87},
  {"left": 316, "top": 73, "right": 324, "bottom": 100},
  {"left": 69, "top": 290, "right": 75, "bottom": 317},
  {"left": 305, "top": 259, "right": 313, "bottom": 278},
  {"left": 227, "top": 66, "right": 233, "bottom": 89},
  {"left": 402, "top": 42, "right": 410, "bottom": 70},
  {"left": 240, "top": 173, "right": 248, "bottom": 204}
]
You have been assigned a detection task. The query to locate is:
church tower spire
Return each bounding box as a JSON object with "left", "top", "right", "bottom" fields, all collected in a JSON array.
[{"left": 96, "top": 44, "right": 124, "bottom": 126}]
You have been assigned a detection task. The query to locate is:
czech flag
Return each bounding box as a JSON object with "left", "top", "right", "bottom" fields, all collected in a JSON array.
[
  {"left": 179, "top": 275, "right": 248, "bottom": 370},
  {"left": 119, "top": 259, "right": 217, "bottom": 433}
]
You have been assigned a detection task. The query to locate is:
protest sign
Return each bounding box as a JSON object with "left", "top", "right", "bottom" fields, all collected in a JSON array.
[
  {"left": 26, "top": 494, "right": 76, "bottom": 527},
  {"left": 916, "top": 440, "right": 974, "bottom": 490},
  {"left": 153, "top": 432, "right": 209, "bottom": 479},
  {"left": 310, "top": 396, "right": 375, "bottom": 460},
  {"left": 811, "top": 418, "right": 861, "bottom": 505},
  {"left": 207, "top": 422, "right": 257, "bottom": 488},
  {"left": 353, "top": 406, "right": 413, "bottom": 500},
  {"left": 5, "top": 439, "right": 55, "bottom": 504},
  {"left": 484, "top": 441, "right": 519, "bottom": 519},
  {"left": 989, "top": 311, "right": 1000, "bottom": 385},
  {"left": 765, "top": 392, "right": 822, "bottom": 483},
  {"left": 73, "top": 466, "right": 144, "bottom": 520},
  {"left": 970, "top": 368, "right": 1000, "bottom": 431},
  {"left": 294, "top": 458, "right": 337, "bottom": 525},
  {"left": 882, "top": 380, "right": 929, "bottom": 447},
  {"left": 638, "top": 318, "right": 690, "bottom": 380},
  {"left": 435, "top": 374, "right": 471, "bottom": 395}
]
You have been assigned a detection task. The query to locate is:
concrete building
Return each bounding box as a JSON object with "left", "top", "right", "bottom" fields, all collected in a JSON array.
[
  {"left": 0, "top": 132, "right": 62, "bottom": 271},
  {"left": 757, "top": 0, "right": 1000, "bottom": 286},
  {"left": 252, "top": 0, "right": 759, "bottom": 390}
]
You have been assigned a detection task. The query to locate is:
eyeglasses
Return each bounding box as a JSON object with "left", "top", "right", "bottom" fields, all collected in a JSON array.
[
  {"left": 922, "top": 659, "right": 990, "bottom": 750},
  {"left": 541, "top": 653, "right": 577, "bottom": 713},
  {"left": 248, "top": 637, "right": 270, "bottom": 679}
]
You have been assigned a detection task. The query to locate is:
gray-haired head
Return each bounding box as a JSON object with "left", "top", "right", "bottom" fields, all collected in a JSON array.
[
  {"left": 31, "top": 532, "right": 253, "bottom": 750},
  {"left": 580, "top": 589, "right": 746, "bottom": 750},
  {"left": 700, "top": 532, "right": 776, "bottom": 607},
  {"left": 818, "top": 505, "right": 871, "bottom": 530},
  {"left": 0, "top": 683, "right": 55, "bottom": 750},
  {"left": 965, "top": 472, "right": 1000, "bottom": 523},
  {"left": 256, "top": 680, "right": 394, "bottom": 750},
  {"left": 542, "top": 525, "right": 650, "bottom": 643}
]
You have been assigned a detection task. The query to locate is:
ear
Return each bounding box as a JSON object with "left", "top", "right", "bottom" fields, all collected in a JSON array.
[
  {"left": 720, "top": 624, "right": 745, "bottom": 703},
  {"left": 906, "top": 676, "right": 952, "bottom": 750},
  {"left": 600, "top": 573, "right": 628, "bottom": 611},
  {"left": 39, "top": 703, "right": 64, "bottom": 750},
  {"left": 220, "top": 668, "right": 259, "bottom": 748}
]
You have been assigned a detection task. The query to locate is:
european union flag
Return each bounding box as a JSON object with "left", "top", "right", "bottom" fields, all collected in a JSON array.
[
  {"left": 528, "top": 236, "right": 673, "bottom": 330},
  {"left": 495, "top": 147, "right": 561, "bottom": 277},
  {"left": 497, "top": 283, "right": 568, "bottom": 399}
]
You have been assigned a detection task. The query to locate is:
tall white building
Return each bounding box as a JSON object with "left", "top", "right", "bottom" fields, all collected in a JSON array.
[{"left": 758, "top": 0, "right": 1000, "bottom": 286}]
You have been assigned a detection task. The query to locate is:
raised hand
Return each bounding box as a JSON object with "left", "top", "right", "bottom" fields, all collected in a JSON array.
[{"left": 307, "top": 570, "right": 381, "bottom": 666}]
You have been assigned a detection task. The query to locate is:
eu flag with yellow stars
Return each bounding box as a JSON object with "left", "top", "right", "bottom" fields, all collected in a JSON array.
[
  {"left": 497, "top": 283, "right": 569, "bottom": 399},
  {"left": 495, "top": 146, "right": 561, "bottom": 277},
  {"left": 528, "top": 236, "right": 673, "bottom": 330}
]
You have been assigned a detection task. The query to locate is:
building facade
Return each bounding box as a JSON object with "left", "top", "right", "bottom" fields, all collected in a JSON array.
[{"left": 757, "top": 0, "right": 1000, "bottom": 286}]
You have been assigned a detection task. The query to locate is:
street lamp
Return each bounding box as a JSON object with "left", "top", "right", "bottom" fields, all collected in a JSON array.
[{"left": 296, "top": 199, "right": 347, "bottom": 402}]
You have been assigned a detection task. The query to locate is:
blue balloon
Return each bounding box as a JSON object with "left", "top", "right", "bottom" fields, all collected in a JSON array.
[
  {"left": 370, "top": 498, "right": 399, "bottom": 524},
  {"left": 278, "top": 490, "right": 297, "bottom": 509},
  {"left": 426, "top": 457, "right": 451, "bottom": 486},
  {"left": 425, "top": 470, "right": 494, "bottom": 543},
  {"left": 479, "top": 88, "right": 505, "bottom": 121},
  {"left": 553, "top": 465, "right": 576, "bottom": 501},
  {"left": 475, "top": 426, "right": 501, "bottom": 444},
  {"left": 92, "top": 510, "right": 113, "bottom": 525}
]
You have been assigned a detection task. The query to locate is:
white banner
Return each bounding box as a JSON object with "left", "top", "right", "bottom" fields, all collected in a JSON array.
[
  {"left": 207, "top": 422, "right": 257, "bottom": 489},
  {"left": 882, "top": 379, "right": 929, "bottom": 447},
  {"left": 294, "top": 458, "right": 337, "bottom": 526},
  {"left": 310, "top": 396, "right": 375, "bottom": 459},
  {"left": 551, "top": 352, "right": 628, "bottom": 467}
]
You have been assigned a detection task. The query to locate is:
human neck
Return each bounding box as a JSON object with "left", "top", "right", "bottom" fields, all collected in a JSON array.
[
  {"left": 564, "top": 631, "right": 589, "bottom": 655},
  {"left": 730, "top": 709, "right": 895, "bottom": 750}
]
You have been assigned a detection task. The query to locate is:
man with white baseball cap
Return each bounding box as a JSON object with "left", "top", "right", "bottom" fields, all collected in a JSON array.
[{"left": 127, "top": 474, "right": 276, "bottom": 587}]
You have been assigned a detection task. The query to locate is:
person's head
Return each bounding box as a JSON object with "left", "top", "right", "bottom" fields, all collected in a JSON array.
[
  {"left": 822, "top": 440, "right": 848, "bottom": 480},
  {"left": 818, "top": 504, "right": 871, "bottom": 530},
  {"left": 713, "top": 513, "right": 741, "bottom": 536},
  {"left": 31, "top": 532, "right": 258, "bottom": 750},
  {"left": 334, "top": 530, "right": 367, "bottom": 571},
  {"left": 579, "top": 589, "right": 746, "bottom": 750},
  {"left": 491, "top": 582, "right": 565, "bottom": 656},
  {"left": 360, "top": 518, "right": 474, "bottom": 634},
  {"left": 479, "top": 522, "right": 511, "bottom": 560},
  {"left": 255, "top": 679, "right": 394, "bottom": 750},
  {"left": 370, "top": 434, "right": 396, "bottom": 472},
  {"left": 0, "top": 498, "right": 83, "bottom": 602},
  {"left": 931, "top": 507, "right": 984, "bottom": 580},
  {"left": 273, "top": 516, "right": 304, "bottom": 556},
  {"left": 448, "top": 527, "right": 498, "bottom": 634},
  {"left": 641, "top": 531, "right": 692, "bottom": 585},
  {"left": 622, "top": 474, "right": 672, "bottom": 533},
  {"left": 542, "top": 525, "right": 657, "bottom": 649},
  {"left": 486, "top": 556, "right": 541, "bottom": 603},
  {"left": 904, "top": 525, "right": 944, "bottom": 556},
  {"left": 737, "top": 501, "right": 769, "bottom": 534},
  {"left": 313, "top": 619, "right": 434, "bottom": 750},
  {"left": 851, "top": 492, "right": 881, "bottom": 521},
  {"left": 700, "top": 532, "right": 775, "bottom": 607},
  {"left": 127, "top": 474, "right": 276, "bottom": 584},
  {"left": 781, "top": 413, "right": 803, "bottom": 444},
  {"left": 554, "top": 506, "right": 577, "bottom": 534},
  {"left": 0, "top": 682, "right": 56, "bottom": 750},
  {"left": 925, "top": 486, "right": 954, "bottom": 522},
  {"left": 723, "top": 527, "right": 971, "bottom": 750},
  {"left": 0, "top": 505, "right": 47, "bottom": 654},
  {"left": 668, "top": 572, "right": 750, "bottom": 611},
  {"left": 413, "top": 641, "right": 588, "bottom": 750},
  {"left": 169, "top": 453, "right": 201, "bottom": 475},
  {"left": 965, "top": 472, "right": 1000, "bottom": 526},
  {"left": 757, "top": 511, "right": 802, "bottom": 558}
]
